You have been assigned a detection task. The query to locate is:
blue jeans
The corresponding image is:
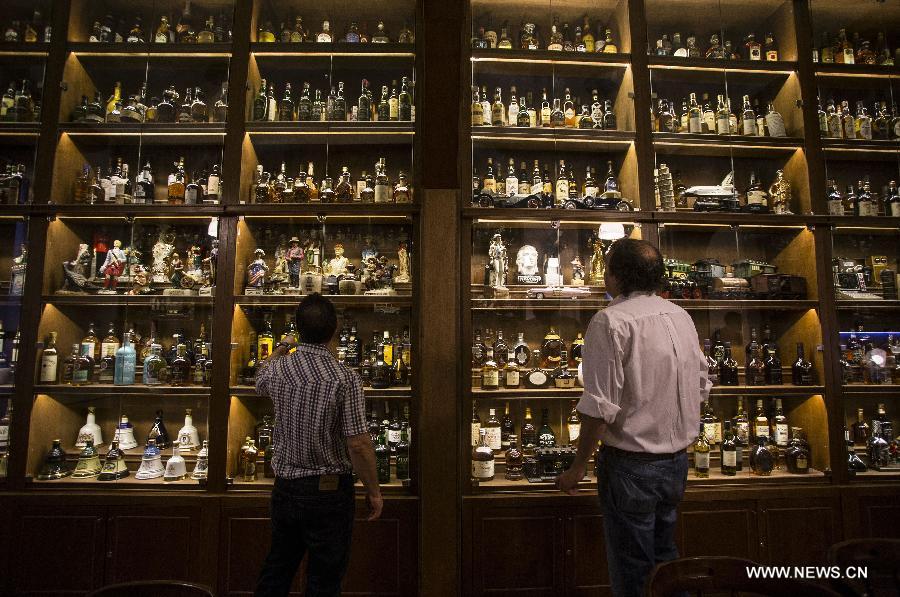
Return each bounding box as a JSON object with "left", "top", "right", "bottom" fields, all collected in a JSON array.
[
  {"left": 255, "top": 475, "right": 356, "bottom": 597},
  {"left": 597, "top": 447, "right": 689, "bottom": 597}
]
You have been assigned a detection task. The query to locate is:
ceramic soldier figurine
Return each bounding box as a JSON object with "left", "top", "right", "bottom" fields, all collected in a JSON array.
[
  {"left": 571, "top": 255, "right": 585, "bottom": 286},
  {"left": 247, "top": 248, "right": 269, "bottom": 288},
  {"left": 99, "top": 239, "right": 128, "bottom": 292},
  {"left": 395, "top": 240, "right": 411, "bottom": 284},
  {"left": 188, "top": 245, "right": 203, "bottom": 275},
  {"left": 286, "top": 237, "right": 303, "bottom": 287},
  {"left": 10, "top": 243, "right": 27, "bottom": 295},
  {"left": 488, "top": 233, "right": 508, "bottom": 289},
  {"left": 768, "top": 170, "right": 792, "bottom": 215},
  {"left": 203, "top": 239, "right": 219, "bottom": 286}
]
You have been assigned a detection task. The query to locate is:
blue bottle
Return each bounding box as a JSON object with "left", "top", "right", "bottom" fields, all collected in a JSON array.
[{"left": 113, "top": 332, "right": 136, "bottom": 385}]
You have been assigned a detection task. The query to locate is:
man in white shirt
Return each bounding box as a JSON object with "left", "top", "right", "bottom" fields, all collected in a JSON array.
[{"left": 558, "top": 238, "right": 711, "bottom": 597}]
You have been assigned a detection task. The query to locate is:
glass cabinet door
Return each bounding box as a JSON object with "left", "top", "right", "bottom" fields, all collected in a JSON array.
[
  {"left": 227, "top": 215, "right": 415, "bottom": 492},
  {"left": 28, "top": 215, "right": 218, "bottom": 487}
]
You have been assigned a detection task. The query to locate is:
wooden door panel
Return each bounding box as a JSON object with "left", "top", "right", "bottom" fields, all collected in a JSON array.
[
  {"left": 470, "top": 507, "right": 564, "bottom": 596},
  {"left": 13, "top": 506, "right": 106, "bottom": 595},
  {"left": 567, "top": 512, "right": 612, "bottom": 596},
  {"left": 220, "top": 509, "right": 305, "bottom": 596},
  {"left": 858, "top": 497, "right": 900, "bottom": 539},
  {"left": 106, "top": 506, "right": 204, "bottom": 585},
  {"left": 760, "top": 498, "right": 840, "bottom": 565},
  {"left": 678, "top": 502, "right": 757, "bottom": 560}
]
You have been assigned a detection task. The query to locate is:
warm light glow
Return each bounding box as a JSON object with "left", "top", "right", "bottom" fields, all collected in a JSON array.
[
  {"left": 254, "top": 51, "right": 414, "bottom": 58},
  {"left": 471, "top": 56, "right": 629, "bottom": 68},
  {"left": 649, "top": 62, "right": 795, "bottom": 75},
  {"left": 599, "top": 222, "right": 626, "bottom": 240}
]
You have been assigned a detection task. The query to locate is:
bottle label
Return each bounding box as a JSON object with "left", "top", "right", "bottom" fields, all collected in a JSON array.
[
  {"left": 484, "top": 427, "right": 501, "bottom": 451},
  {"left": 688, "top": 115, "right": 702, "bottom": 133},
  {"left": 471, "top": 106, "right": 482, "bottom": 126},
  {"left": 207, "top": 176, "right": 220, "bottom": 195},
  {"left": 892, "top": 202, "right": 900, "bottom": 217},
  {"left": 743, "top": 118, "right": 756, "bottom": 135},
  {"left": 736, "top": 422, "right": 749, "bottom": 442},
  {"left": 858, "top": 121, "right": 872, "bottom": 140},
  {"left": 83, "top": 341, "right": 97, "bottom": 356},
  {"left": 765, "top": 112, "right": 787, "bottom": 137},
  {"left": 828, "top": 118, "right": 843, "bottom": 138},
  {"left": 472, "top": 460, "right": 494, "bottom": 479},
  {"left": 796, "top": 456, "right": 808, "bottom": 470},
  {"left": 716, "top": 115, "right": 730, "bottom": 134},
  {"left": 828, "top": 200, "right": 844, "bottom": 215},
  {"left": 714, "top": 423, "right": 722, "bottom": 443},
  {"left": 388, "top": 429, "right": 401, "bottom": 444},
  {"left": 723, "top": 450, "right": 736, "bottom": 467},
  {"left": 101, "top": 342, "right": 118, "bottom": 357},
  {"left": 505, "top": 371, "right": 519, "bottom": 387},
  {"left": 374, "top": 185, "right": 391, "bottom": 203},
  {"left": 694, "top": 451, "right": 709, "bottom": 469},
  {"left": 539, "top": 433, "right": 555, "bottom": 447},
  {"left": 471, "top": 423, "right": 481, "bottom": 446},
  {"left": 482, "top": 370, "right": 499, "bottom": 387},
  {"left": 775, "top": 424, "right": 789, "bottom": 446},
  {"left": 859, "top": 200, "right": 877, "bottom": 217},
  {"left": 747, "top": 190, "right": 767, "bottom": 205},
  {"left": 756, "top": 425, "right": 769, "bottom": 437},
  {"left": 703, "top": 423, "right": 717, "bottom": 443},
  {"left": 568, "top": 423, "right": 581, "bottom": 444},
  {"left": 843, "top": 49, "right": 855, "bottom": 64},
  {"left": 0, "top": 425, "right": 9, "bottom": 445},
  {"left": 40, "top": 354, "right": 58, "bottom": 382},
  {"left": 505, "top": 179, "right": 518, "bottom": 197},
  {"left": 527, "top": 370, "right": 548, "bottom": 387}
]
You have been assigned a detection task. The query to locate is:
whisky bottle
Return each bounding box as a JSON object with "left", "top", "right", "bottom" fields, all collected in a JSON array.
[
  {"left": 396, "top": 424, "right": 410, "bottom": 480},
  {"left": 749, "top": 436, "right": 774, "bottom": 476},
  {"left": 481, "top": 348, "right": 499, "bottom": 390},
  {"left": 470, "top": 403, "right": 481, "bottom": 447},
  {"left": 170, "top": 343, "right": 190, "bottom": 386},
  {"left": 60, "top": 343, "right": 79, "bottom": 384},
  {"left": 39, "top": 332, "right": 58, "bottom": 383},
  {"left": 855, "top": 101, "right": 873, "bottom": 140},
  {"left": 741, "top": 95, "right": 757, "bottom": 136},
  {"left": 505, "top": 435, "right": 523, "bottom": 481},
  {"left": 566, "top": 401, "right": 581, "bottom": 445},
  {"left": 550, "top": 98, "right": 564, "bottom": 128},
  {"left": 148, "top": 410, "right": 171, "bottom": 449},
  {"left": 692, "top": 422, "right": 710, "bottom": 477},
  {"left": 472, "top": 428, "right": 495, "bottom": 482},
  {"left": 483, "top": 408, "right": 502, "bottom": 453},
  {"left": 471, "top": 87, "right": 483, "bottom": 126},
  {"left": 499, "top": 402, "right": 515, "bottom": 450},
  {"left": 73, "top": 343, "right": 95, "bottom": 386},
  {"left": 733, "top": 397, "right": 750, "bottom": 445},
  {"left": 771, "top": 398, "right": 789, "bottom": 447},
  {"left": 791, "top": 343, "right": 813, "bottom": 385},
  {"left": 763, "top": 328, "right": 782, "bottom": 385},
  {"left": 553, "top": 349, "right": 576, "bottom": 388},
  {"left": 719, "top": 342, "right": 739, "bottom": 385},
  {"left": 523, "top": 354, "right": 549, "bottom": 389},
  {"left": 191, "top": 87, "right": 208, "bottom": 122},
  {"left": 512, "top": 332, "right": 530, "bottom": 368},
  {"left": 687, "top": 92, "right": 702, "bottom": 133},
  {"left": 537, "top": 408, "right": 556, "bottom": 447},
  {"left": 82, "top": 322, "right": 100, "bottom": 361},
  {"left": 754, "top": 399, "right": 769, "bottom": 441},
  {"left": 398, "top": 77, "right": 412, "bottom": 121},
  {"left": 143, "top": 343, "right": 165, "bottom": 385},
  {"left": 721, "top": 421, "right": 737, "bottom": 476},
  {"left": 764, "top": 33, "right": 778, "bottom": 61},
  {"left": 503, "top": 349, "right": 519, "bottom": 388},
  {"left": 785, "top": 428, "right": 810, "bottom": 474},
  {"left": 746, "top": 342, "right": 766, "bottom": 386},
  {"left": 521, "top": 406, "right": 537, "bottom": 448},
  {"left": 602, "top": 29, "right": 617, "bottom": 53}
]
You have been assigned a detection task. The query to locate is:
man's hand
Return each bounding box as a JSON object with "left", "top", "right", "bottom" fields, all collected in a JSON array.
[
  {"left": 556, "top": 465, "right": 586, "bottom": 496},
  {"left": 365, "top": 492, "right": 383, "bottom": 521}
]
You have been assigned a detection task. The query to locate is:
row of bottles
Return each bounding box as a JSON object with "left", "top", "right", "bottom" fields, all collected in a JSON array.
[
  {"left": 846, "top": 403, "right": 897, "bottom": 472},
  {"left": 653, "top": 32, "right": 779, "bottom": 61},
  {"left": 653, "top": 93, "right": 787, "bottom": 137},
  {"left": 252, "top": 158, "right": 410, "bottom": 204},
  {"left": 256, "top": 18, "right": 413, "bottom": 44},
  {"left": 86, "top": 3, "right": 232, "bottom": 44},
  {"left": 814, "top": 29, "right": 897, "bottom": 66},
  {"left": 840, "top": 328, "right": 900, "bottom": 386},
  {"left": 471, "top": 16, "right": 618, "bottom": 53},
  {"left": 0, "top": 164, "right": 29, "bottom": 205},
  {"left": 471, "top": 85, "right": 617, "bottom": 130},
  {"left": 692, "top": 419, "right": 811, "bottom": 477},
  {"left": 1, "top": 79, "right": 39, "bottom": 122},
  {"left": 71, "top": 82, "right": 228, "bottom": 124},
  {"left": 3, "top": 9, "right": 50, "bottom": 43},
  {"left": 73, "top": 158, "right": 222, "bottom": 205},
  {"left": 817, "top": 99, "right": 900, "bottom": 141},
  {"left": 826, "top": 179, "right": 900, "bottom": 217},
  {"left": 703, "top": 327, "right": 814, "bottom": 387},
  {"left": 473, "top": 158, "right": 619, "bottom": 202},
  {"left": 251, "top": 77, "right": 412, "bottom": 123},
  {"left": 0, "top": 326, "right": 22, "bottom": 385},
  {"left": 471, "top": 402, "right": 581, "bottom": 451},
  {"left": 368, "top": 402, "right": 412, "bottom": 483},
  {"left": 39, "top": 323, "right": 212, "bottom": 387},
  {"left": 471, "top": 328, "right": 584, "bottom": 389}
]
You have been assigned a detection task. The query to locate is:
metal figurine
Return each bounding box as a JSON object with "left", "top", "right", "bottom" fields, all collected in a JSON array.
[
  {"left": 247, "top": 248, "right": 269, "bottom": 288},
  {"left": 394, "top": 240, "right": 411, "bottom": 284},
  {"left": 768, "top": 170, "right": 793, "bottom": 215},
  {"left": 167, "top": 252, "right": 185, "bottom": 287},
  {"left": 61, "top": 243, "right": 100, "bottom": 293},
  {"left": 589, "top": 236, "right": 605, "bottom": 286},
  {"left": 203, "top": 239, "right": 219, "bottom": 287},
  {"left": 10, "top": 243, "right": 27, "bottom": 295},
  {"left": 99, "top": 239, "right": 127, "bottom": 293}
]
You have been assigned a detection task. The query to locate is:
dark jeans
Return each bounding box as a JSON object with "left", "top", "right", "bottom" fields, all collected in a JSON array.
[
  {"left": 597, "top": 446, "right": 689, "bottom": 597},
  {"left": 255, "top": 475, "right": 356, "bottom": 597}
]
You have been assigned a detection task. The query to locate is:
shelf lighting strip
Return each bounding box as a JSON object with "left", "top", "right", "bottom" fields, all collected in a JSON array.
[
  {"left": 71, "top": 51, "right": 231, "bottom": 58},
  {"left": 471, "top": 56, "right": 630, "bottom": 68},
  {"left": 649, "top": 63, "right": 795, "bottom": 75},
  {"left": 254, "top": 51, "right": 414, "bottom": 58}
]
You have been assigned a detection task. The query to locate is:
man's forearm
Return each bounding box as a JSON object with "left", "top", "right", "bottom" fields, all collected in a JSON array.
[
  {"left": 572, "top": 414, "right": 605, "bottom": 471},
  {"left": 349, "top": 443, "right": 382, "bottom": 496}
]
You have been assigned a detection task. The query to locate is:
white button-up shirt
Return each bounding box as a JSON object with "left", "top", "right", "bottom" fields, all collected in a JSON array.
[{"left": 576, "top": 292, "right": 712, "bottom": 453}]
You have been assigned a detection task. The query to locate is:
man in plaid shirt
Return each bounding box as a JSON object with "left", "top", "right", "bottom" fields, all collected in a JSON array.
[{"left": 254, "top": 293, "right": 382, "bottom": 597}]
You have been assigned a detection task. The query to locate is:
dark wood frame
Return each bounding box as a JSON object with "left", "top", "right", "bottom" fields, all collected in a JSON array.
[{"left": 0, "top": 0, "right": 898, "bottom": 595}]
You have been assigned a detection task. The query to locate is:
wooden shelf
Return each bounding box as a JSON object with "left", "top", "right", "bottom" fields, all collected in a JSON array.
[
  {"left": 230, "top": 386, "right": 413, "bottom": 400},
  {"left": 709, "top": 385, "right": 825, "bottom": 396},
  {"left": 34, "top": 384, "right": 212, "bottom": 397},
  {"left": 0, "top": 296, "right": 23, "bottom": 307},
  {"left": 0, "top": 123, "right": 42, "bottom": 137},
  {"left": 652, "top": 132, "right": 804, "bottom": 156},
  {"left": 39, "top": 204, "right": 225, "bottom": 217},
  {"left": 227, "top": 203, "right": 418, "bottom": 218},
  {"left": 59, "top": 122, "right": 227, "bottom": 145},
  {"left": 841, "top": 385, "right": 900, "bottom": 397},
  {"left": 68, "top": 42, "right": 232, "bottom": 57},
  {"left": 827, "top": 216, "right": 900, "bottom": 229},
  {"left": 251, "top": 42, "right": 414, "bottom": 57},
  {"left": 0, "top": 41, "right": 50, "bottom": 55},
  {"left": 228, "top": 476, "right": 410, "bottom": 494},
  {"left": 464, "top": 207, "right": 646, "bottom": 222},
  {"left": 43, "top": 294, "right": 214, "bottom": 307},
  {"left": 28, "top": 475, "right": 206, "bottom": 489},
  {"left": 819, "top": 138, "right": 900, "bottom": 153},
  {"left": 834, "top": 300, "right": 900, "bottom": 310},
  {"left": 471, "top": 48, "right": 629, "bottom": 67},
  {"left": 471, "top": 385, "right": 825, "bottom": 399},
  {"left": 653, "top": 211, "right": 819, "bottom": 228},
  {"left": 648, "top": 56, "right": 798, "bottom": 74},
  {"left": 245, "top": 121, "right": 414, "bottom": 145},
  {"left": 471, "top": 127, "right": 634, "bottom": 151},
  {"left": 815, "top": 63, "right": 900, "bottom": 78},
  {"left": 470, "top": 296, "right": 817, "bottom": 311},
  {"left": 235, "top": 294, "right": 412, "bottom": 307}
]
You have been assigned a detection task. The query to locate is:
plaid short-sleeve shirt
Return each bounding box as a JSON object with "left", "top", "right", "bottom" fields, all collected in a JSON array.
[{"left": 256, "top": 343, "right": 367, "bottom": 478}]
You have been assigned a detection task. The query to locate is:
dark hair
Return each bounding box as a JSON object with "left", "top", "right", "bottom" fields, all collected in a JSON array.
[
  {"left": 606, "top": 238, "right": 664, "bottom": 295},
  {"left": 296, "top": 293, "right": 337, "bottom": 344}
]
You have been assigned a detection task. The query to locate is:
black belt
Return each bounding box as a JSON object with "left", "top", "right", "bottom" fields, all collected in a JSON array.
[{"left": 601, "top": 444, "right": 686, "bottom": 461}]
